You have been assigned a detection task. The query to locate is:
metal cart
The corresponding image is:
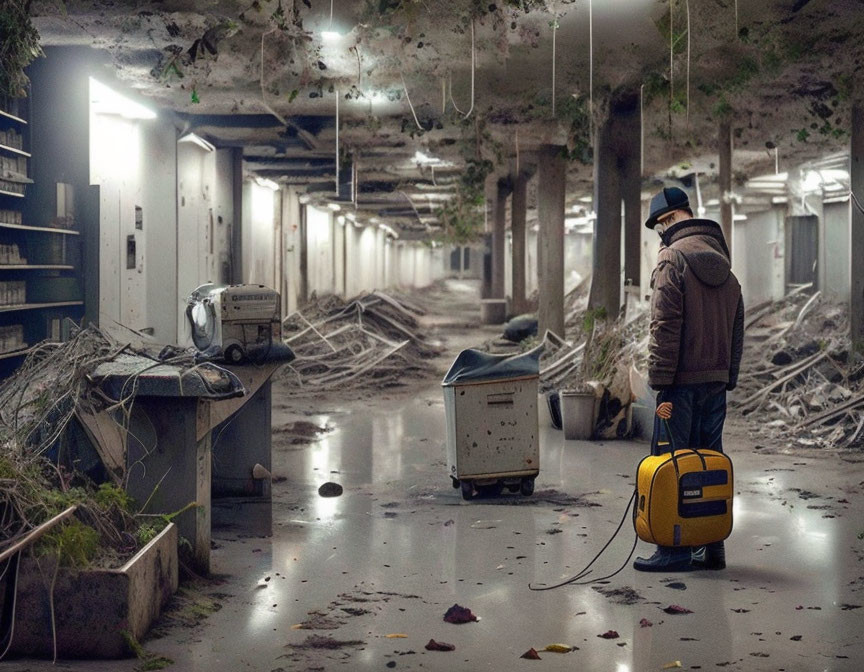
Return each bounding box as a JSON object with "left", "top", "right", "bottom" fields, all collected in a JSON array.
[{"left": 442, "top": 346, "right": 543, "bottom": 500}]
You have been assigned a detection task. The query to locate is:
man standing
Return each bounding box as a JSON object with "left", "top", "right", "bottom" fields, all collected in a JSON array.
[{"left": 633, "top": 186, "right": 745, "bottom": 572}]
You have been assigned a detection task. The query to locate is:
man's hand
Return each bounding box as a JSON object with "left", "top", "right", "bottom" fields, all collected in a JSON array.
[{"left": 656, "top": 402, "right": 673, "bottom": 420}]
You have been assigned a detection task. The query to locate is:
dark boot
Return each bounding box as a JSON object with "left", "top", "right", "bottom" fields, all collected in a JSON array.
[
  {"left": 633, "top": 546, "right": 696, "bottom": 572},
  {"left": 692, "top": 541, "right": 726, "bottom": 570}
]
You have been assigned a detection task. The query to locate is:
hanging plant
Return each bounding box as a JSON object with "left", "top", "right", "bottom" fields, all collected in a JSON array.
[
  {"left": 435, "top": 157, "right": 493, "bottom": 244},
  {"left": 0, "top": 0, "right": 44, "bottom": 98}
]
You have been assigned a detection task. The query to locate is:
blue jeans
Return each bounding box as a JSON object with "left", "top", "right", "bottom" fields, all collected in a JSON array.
[{"left": 652, "top": 384, "right": 727, "bottom": 456}]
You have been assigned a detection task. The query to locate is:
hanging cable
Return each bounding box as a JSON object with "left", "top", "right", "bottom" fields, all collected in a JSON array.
[
  {"left": 400, "top": 72, "right": 425, "bottom": 131},
  {"left": 335, "top": 88, "right": 340, "bottom": 196},
  {"left": 640, "top": 83, "right": 645, "bottom": 175},
  {"left": 465, "top": 20, "right": 476, "bottom": 119},
  {"left": 668, "top": 0, "right": 674, "bottom": 142},
  {"left": 551, "top": 6, "right": 557, "bottom": 117},
  {"left": 589, "top": 0, "right": 593, "bottom": 146},
  {"left": 329, "top": 0, "right": 334, "bottom": 29},
  {"left": 734, "top": 0, "right": 739, "bottom": 38},
  {"left": 686, "top": 0, "right": 691, "bottom": 126}
]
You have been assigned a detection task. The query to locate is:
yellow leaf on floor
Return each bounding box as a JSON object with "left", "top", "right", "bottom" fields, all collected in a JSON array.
[
  {"left": 662, "top": 662, "right": 682, "bottom": 669},
  {"left": 543, "top": 644, "right": 573, "bottom": 653},
  {"left": 385, "top": 634, "right": 409, "bottom": 638}
]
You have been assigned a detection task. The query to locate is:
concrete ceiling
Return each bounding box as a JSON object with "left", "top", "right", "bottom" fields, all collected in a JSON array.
[{"left": 29, "top": 0, "right": 864, "bottom": 235}]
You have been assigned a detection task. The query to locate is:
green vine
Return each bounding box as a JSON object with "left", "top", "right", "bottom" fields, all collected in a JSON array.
[
  {"left": 0, "top": 0, "right": 44, "bottom": 98},
  {"left": 435, "top": 158, "right": 493, "bottom": 244}
]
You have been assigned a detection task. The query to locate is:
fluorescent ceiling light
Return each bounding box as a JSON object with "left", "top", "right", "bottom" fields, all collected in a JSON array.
[
  {"left": 327, "top": 202, "right": 341, "bottom": 211},
  {"left": 771, "top": 196, "right": 788, "bottom": 204},
  {"left": 321, "top": 30, "right": 342, "bottom": 41},
  {"left": 255, "top": 177, "right": 279, "bottom": 191},
  {"left": 90, "top": 77, "right": 156, "bottom": 120},
  {"left": 298, "top": 193, "right": 311, "bottom": 204},
  {"left": 337, "top": 215, "right": 346, "bottom": 225},
  {"left": 178, "top": 132, "right": 215, "bottom": 152},
  {"left": 578, "top": 196, "right": 593, "bottom": 203},
  {"left": 733, "top": 213, "right": 748, "bottom": 221},
  {"left": 413, "top": 151, "right": 454, "bottom": 168},
  {"left": 345, "top": 212, "right": 356, "bottom": 221}
]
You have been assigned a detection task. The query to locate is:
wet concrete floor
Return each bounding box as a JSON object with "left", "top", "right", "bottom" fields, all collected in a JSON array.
[{"left": 9, "top": 284, "right": 864, "bottom": 672}]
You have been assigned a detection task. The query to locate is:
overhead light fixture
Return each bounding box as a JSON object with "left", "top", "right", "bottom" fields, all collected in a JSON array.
[
  {"left": 733, "top": 213, "right": 748, "bottom": 222},
  {"left": 178, "top": 132, "right": 215, "bottom": 152},
  {"left": 337, "top": 215, "right": 346, "bottom": 225},
  {"left": 413, "top": 151, "right": 453, "bottom": 168},
  {"left": 327, "top": 202, "right": 341, "bottom": 211},
  {"left": 345, "top": 212, "right": 356, "bottom": 221},
  {"left": 771, "top": 196, "right": 788, "bottom": 204},
  {"left": 298, "top": 193, "right": 311, "bottom": 204},
  {"left": 321, "top": 30, "right": 342, "bottom": 41},
  {"left": 90, "top": 77, "right": 156, "bottom": 120},
  {"left": 369, "top": 217, "right": 380, "bottom": 224},
  {"left": 255, "top": 177, "right": 279, "bottom": 191}
]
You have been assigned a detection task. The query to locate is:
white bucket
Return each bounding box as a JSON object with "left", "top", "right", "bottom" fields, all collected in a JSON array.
[{"left": 561, "top": 390, "right": 596, "bottom": 440}]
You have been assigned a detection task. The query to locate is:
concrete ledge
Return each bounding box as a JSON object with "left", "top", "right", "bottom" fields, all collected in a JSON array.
[{"left": 10, "top": 523, "right": 178, "bottom": 659}]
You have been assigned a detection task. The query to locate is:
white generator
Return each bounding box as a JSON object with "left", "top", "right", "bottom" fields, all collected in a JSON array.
[
  {"left": 186, "top": 283, "right": 281, "bottom": 363},
  {"left": 442, "top": 345, "right": 543, "bottom": 500}
]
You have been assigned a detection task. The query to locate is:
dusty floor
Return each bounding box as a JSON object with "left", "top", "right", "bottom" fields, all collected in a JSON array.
[{"left": 9, "top": 281, "right": 864, "bottom": 672}]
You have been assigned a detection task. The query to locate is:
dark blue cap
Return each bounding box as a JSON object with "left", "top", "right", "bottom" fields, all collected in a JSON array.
[{"left": 645, "top": 187, "right": 690, "bottom": 229}]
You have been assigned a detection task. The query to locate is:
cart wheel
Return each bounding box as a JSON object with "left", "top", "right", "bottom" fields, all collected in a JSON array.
[
  {"left": 520, "top": 477, "right": 535, "bottom": 497},
  {"left": 460, "top": 480, "right": 475, "bottom": 501},
  {"left": 451, "top": 477, "right": 460, "bottom": 489},
  {"left": 224, "top": 345, "right": 245, "bottom": 364},
  {"left": 506, "top": 483, "right": 521, "bottom": 493}
]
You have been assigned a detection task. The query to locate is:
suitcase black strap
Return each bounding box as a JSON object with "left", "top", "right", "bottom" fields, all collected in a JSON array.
[{"left": 663, "top": 418, "right": 708, "bottom": 472}]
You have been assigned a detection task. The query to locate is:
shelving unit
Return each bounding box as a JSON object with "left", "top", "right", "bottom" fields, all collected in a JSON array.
[{"left": 0, "top": 93, "right": 85, "bottom": 376}]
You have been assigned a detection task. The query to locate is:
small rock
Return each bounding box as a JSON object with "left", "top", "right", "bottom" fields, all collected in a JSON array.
[{"left": 318, "top": 482, "right": 343, "bottom": 497}]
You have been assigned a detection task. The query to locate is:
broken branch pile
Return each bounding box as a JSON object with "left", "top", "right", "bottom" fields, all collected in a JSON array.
[
  {"left": 281, "top": 291, "right": 442, "bottom": 391},
  {"left": 731, "top": 286, "right": 864, "bottom": 449}
]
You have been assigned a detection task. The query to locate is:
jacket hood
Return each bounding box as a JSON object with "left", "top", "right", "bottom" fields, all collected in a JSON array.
[{"left": 661, "top": 219, "right": 731, "bottom": 287}]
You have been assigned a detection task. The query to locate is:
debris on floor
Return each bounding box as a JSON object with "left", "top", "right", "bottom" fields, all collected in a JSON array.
[
  {"left": 598, "top": 630, "right": 620, "bottom": 639},
  {"left": 731, "top": 286, "right": 864, "bottom": 449},
  {"left": 443, "top": 603, "right": 478, "bottom": 623},
  {"left": 281, "top": 291, "right": 441, "bottom": 391},
  {"left": 543, "top": 643, "right": 574, "bottom": 653},
  {"left": 425, "top": 639, "right": 455, "bottom": 652},
  {"left": 520, "top": 647, "right": 542, "bottom": 660},
  {"left": 318, "top": 482, "right": 344, "bottom": 497},
  {"left": 663, "top": 605, "right": 694, "bottom": 615},
  {"left": 592, "top": 585, "right": 645, "bottom": 604}
]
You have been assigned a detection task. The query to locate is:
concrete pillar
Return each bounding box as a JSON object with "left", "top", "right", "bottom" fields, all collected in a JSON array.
[
  {"left": 537, "top": 146, "right": 566, "bottom": 338},
  {"left": 589, "top": 116, "right": 623, "bottom": 316},
  {"left": 851, "top": 104, "right": 864, "bottom": 341},
  {"left": 299, "top": 205, "right": 309, "bottom": 304},
  {"left": 622, "top": 122, "right": 642, "bottom": 293},
  {"left": 511, "top": 174, "right": 529, "bottom": 315},
  {"left": 492, "top": 179, "right": 509, "bottom": 299},
  {"left": 719, "top": 121, "right": 734, "bottom": 255}
]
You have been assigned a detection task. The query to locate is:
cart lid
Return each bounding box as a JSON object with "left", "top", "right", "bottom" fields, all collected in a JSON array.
[{"left": 442, "top": 343, "right": 544, "bottom": 385}]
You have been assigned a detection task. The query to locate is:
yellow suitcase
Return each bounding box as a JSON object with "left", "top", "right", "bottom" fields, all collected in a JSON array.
[{"left": 634, "top": 448, "right": 734, "bottom": 547}]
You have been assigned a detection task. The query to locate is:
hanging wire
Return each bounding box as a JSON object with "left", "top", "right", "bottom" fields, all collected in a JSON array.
[
  {"left": 589, "top": 0, "right": 594, "bottom": 147},
  {"left": 400, "top": 72, "right": 425, "bottom": 131},
  {"left": 640, "top": 83, "right": 645, "bottom": 175},
  {"left": 686, "top": 0, "right": 691, "bottom": 126},
  {"left": 551, "top": 6, "right": 557, "bottom": 117},
  {"left": 668, "top": 0, "right": 674, "bottom": 143},
  {"left": 734, "top": 0, "right": 739, "bottom": 38},
  {"left": 335, "top": 88, "right": 340, "bottom": 196},
  {"left": 447, "top": 21, "right": 475, "bottom": 118},
  {"left": 775, "top": 146, "right": 779, "bottom": 174},
  {"left": 329, "top": 0, "right": 334, "bottom": 29}
]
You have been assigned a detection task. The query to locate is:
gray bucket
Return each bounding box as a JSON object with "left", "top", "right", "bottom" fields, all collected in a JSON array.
[{"left": 561, "top": 390, "right": 596, "bottom": 440}]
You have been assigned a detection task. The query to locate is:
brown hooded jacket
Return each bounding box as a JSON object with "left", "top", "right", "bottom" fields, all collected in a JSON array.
[{"left": 648, "top": 218, "right": 745, "bottom": 389}]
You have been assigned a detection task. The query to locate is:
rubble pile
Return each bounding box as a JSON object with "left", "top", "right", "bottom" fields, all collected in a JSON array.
[
  {"left": 731, "top": 287, "right": 863, "bottom": 449},
  {"left": 281, "top": 290, "right": 442, "bottom": 391},
  {"left": 0, "top": 327, "right": 159, "bottom": 567}
]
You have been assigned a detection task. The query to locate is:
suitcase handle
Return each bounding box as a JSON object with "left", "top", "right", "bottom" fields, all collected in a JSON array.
[{"left": 662, "top": 419, "right": 708, "bottom": 475}]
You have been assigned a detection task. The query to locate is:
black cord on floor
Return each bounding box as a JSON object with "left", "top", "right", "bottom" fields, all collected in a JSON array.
[{"left": 528, "top": 491, "right": 637, "bottom": 591}]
